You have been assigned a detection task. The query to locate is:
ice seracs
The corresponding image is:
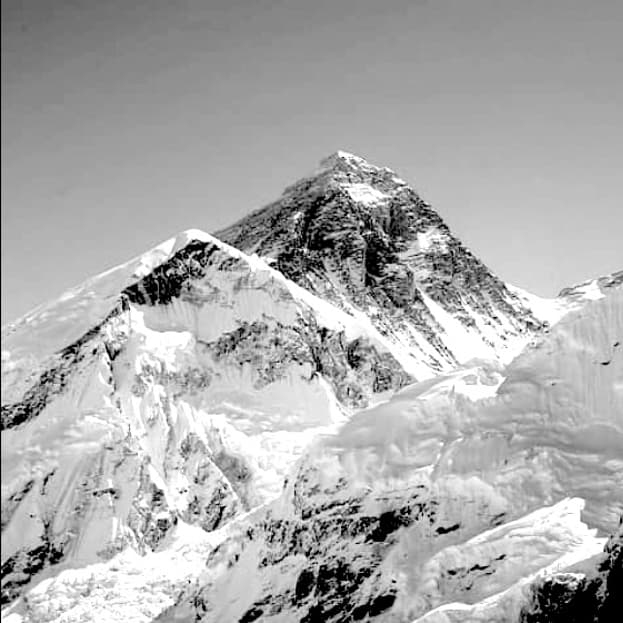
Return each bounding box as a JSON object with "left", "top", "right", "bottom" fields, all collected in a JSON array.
[{"left": 154, "top": 281, "right": 622, "bottom": 623}]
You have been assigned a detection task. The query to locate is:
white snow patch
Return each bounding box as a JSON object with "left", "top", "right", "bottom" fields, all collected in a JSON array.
[
  {"left": 416, "top": 228, "right": 449, "bottom": 253},
  {"left": 343, "top": 183, "right": 388, "bottom": 206},
  {"left": 507, "top": 283, "right": 570, "bottom": 325}
]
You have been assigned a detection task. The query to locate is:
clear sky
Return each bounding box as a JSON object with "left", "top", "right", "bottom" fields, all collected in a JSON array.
[{"left": 2, "top": 0, "right": 622, "bottom": 325}]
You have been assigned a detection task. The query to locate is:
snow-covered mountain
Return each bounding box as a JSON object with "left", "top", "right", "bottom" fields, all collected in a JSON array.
[
  {"left": 153, "top": 281, "right": 621, "bottom": 623},
  {"left": 1, "top": 153, "right": 621, "bottom": 622},
  {"left": 1, "top": 228, "right": 414, "bottom": 605},
  {"left": 217, "top": 152, "right": 543, "bottom": 376}
]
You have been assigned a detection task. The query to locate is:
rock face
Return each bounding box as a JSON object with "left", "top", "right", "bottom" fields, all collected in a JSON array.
[
  {"left": 1, "top": 153, "right": 621, "bottom": 623},
  {"left": 218, "top": 151, "right": 542, "bottom": 375},
  {"left": 519, "top": 517, "right": 622, "bottom": 623}
]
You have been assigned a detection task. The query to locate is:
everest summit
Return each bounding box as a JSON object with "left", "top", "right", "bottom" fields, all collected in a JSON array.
[{"left": 1, "top": 153, "right": 621, "bottom": 622}]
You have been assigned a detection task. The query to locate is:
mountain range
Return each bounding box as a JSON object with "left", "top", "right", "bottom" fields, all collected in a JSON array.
[{"left": 2, "top": 151, "right": 621, "bottom": 622}]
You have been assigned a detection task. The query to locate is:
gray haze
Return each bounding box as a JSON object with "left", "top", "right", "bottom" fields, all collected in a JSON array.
[{"left": 2, "top": 0, "right": 622, "bottom": 324}]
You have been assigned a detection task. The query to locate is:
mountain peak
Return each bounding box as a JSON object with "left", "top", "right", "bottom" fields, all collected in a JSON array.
[
  {"left": 317, "top": 150, "right": 371, "bottom": 169},
  {"left": 8, "top": 151, "right": 615, "bottom": 620},
  {"left": 313, "top": 150, "right": 399, "bottom": 182},
  {"left": 217, "top": 154, "right": 543, "bottom": 373}
]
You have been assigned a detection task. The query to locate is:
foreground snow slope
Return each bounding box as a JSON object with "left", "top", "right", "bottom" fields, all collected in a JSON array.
[
  {"left": 1, "top": 229, "right": 418, "bottom": 605},
  {"left": 156, "top": 285, "right": 620, "bottom": 623},
  {"left": 4, "top": 271, "right": 618, "bottom": 623}
]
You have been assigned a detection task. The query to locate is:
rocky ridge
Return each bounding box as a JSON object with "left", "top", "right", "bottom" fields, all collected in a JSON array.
[
  {"left": 1, "top": 229, "right": 417, "bottom": 605},
  {"left": 218, "top": 151, "right": 542, "bottom": 375},
  {"left": 1, "top": 152, "right": 621, "bottom": 622},
  {"left": 157, "top": 284, "right": 623, "bottom": 622}
]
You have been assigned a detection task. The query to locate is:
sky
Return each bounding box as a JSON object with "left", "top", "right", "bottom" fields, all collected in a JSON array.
[{"left": 2, "top": 0, "right": 622, "bottom": 325}]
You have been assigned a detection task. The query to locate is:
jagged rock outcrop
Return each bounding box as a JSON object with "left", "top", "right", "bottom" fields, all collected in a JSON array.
[{"left": 519, "top": 516, "right": 622, "bottom": 623}]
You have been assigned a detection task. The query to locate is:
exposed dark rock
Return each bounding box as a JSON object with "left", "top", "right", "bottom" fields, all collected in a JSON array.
[
  {"left": 123, "top": 240, "right": 220, "bottom": 307},
  {"left": 238, "top": 606, "right": 264, "bottom": 623},
  {"left": 435, "top": 522, "right": 461, "bottom": 535},
  {"left": 1, "top": 479, "right": 35, "bottom": 531},
  {"left": 216, "top": 152, "right": 542, "bottom": 368},
  {"left": 368, "top": 592, "right": 397, "bottom": 616},
  {"left": 1, "top": 520, "right": 65, "bottom": 605},
  {"left": 519, "top": 516, "right": 622, "bottom": 623},
  {"left": 1, "top": 300, "right": 127, "bottom": 430},
  {"left": 519, "top": 574, "right": 598, "bottom": 623},
  {"left": 295, "top": 568, "right": 316, "bottom": 601}
]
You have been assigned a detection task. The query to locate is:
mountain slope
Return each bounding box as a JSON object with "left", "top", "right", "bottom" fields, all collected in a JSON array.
[
  {"left": 4, "top": 272, "right": 619, "bottom": 623},
  {"left": 2, "top": 153, "right": 619, "bottom": 622},
  {"left": 1, "top": 229, "right": 415, "bottom": 604},
  {"left": 155, "top": 282, "right": 622, "bottom": 623},
  {"left": 218, "top": 151, "right": 543, "bottom": 375}
]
